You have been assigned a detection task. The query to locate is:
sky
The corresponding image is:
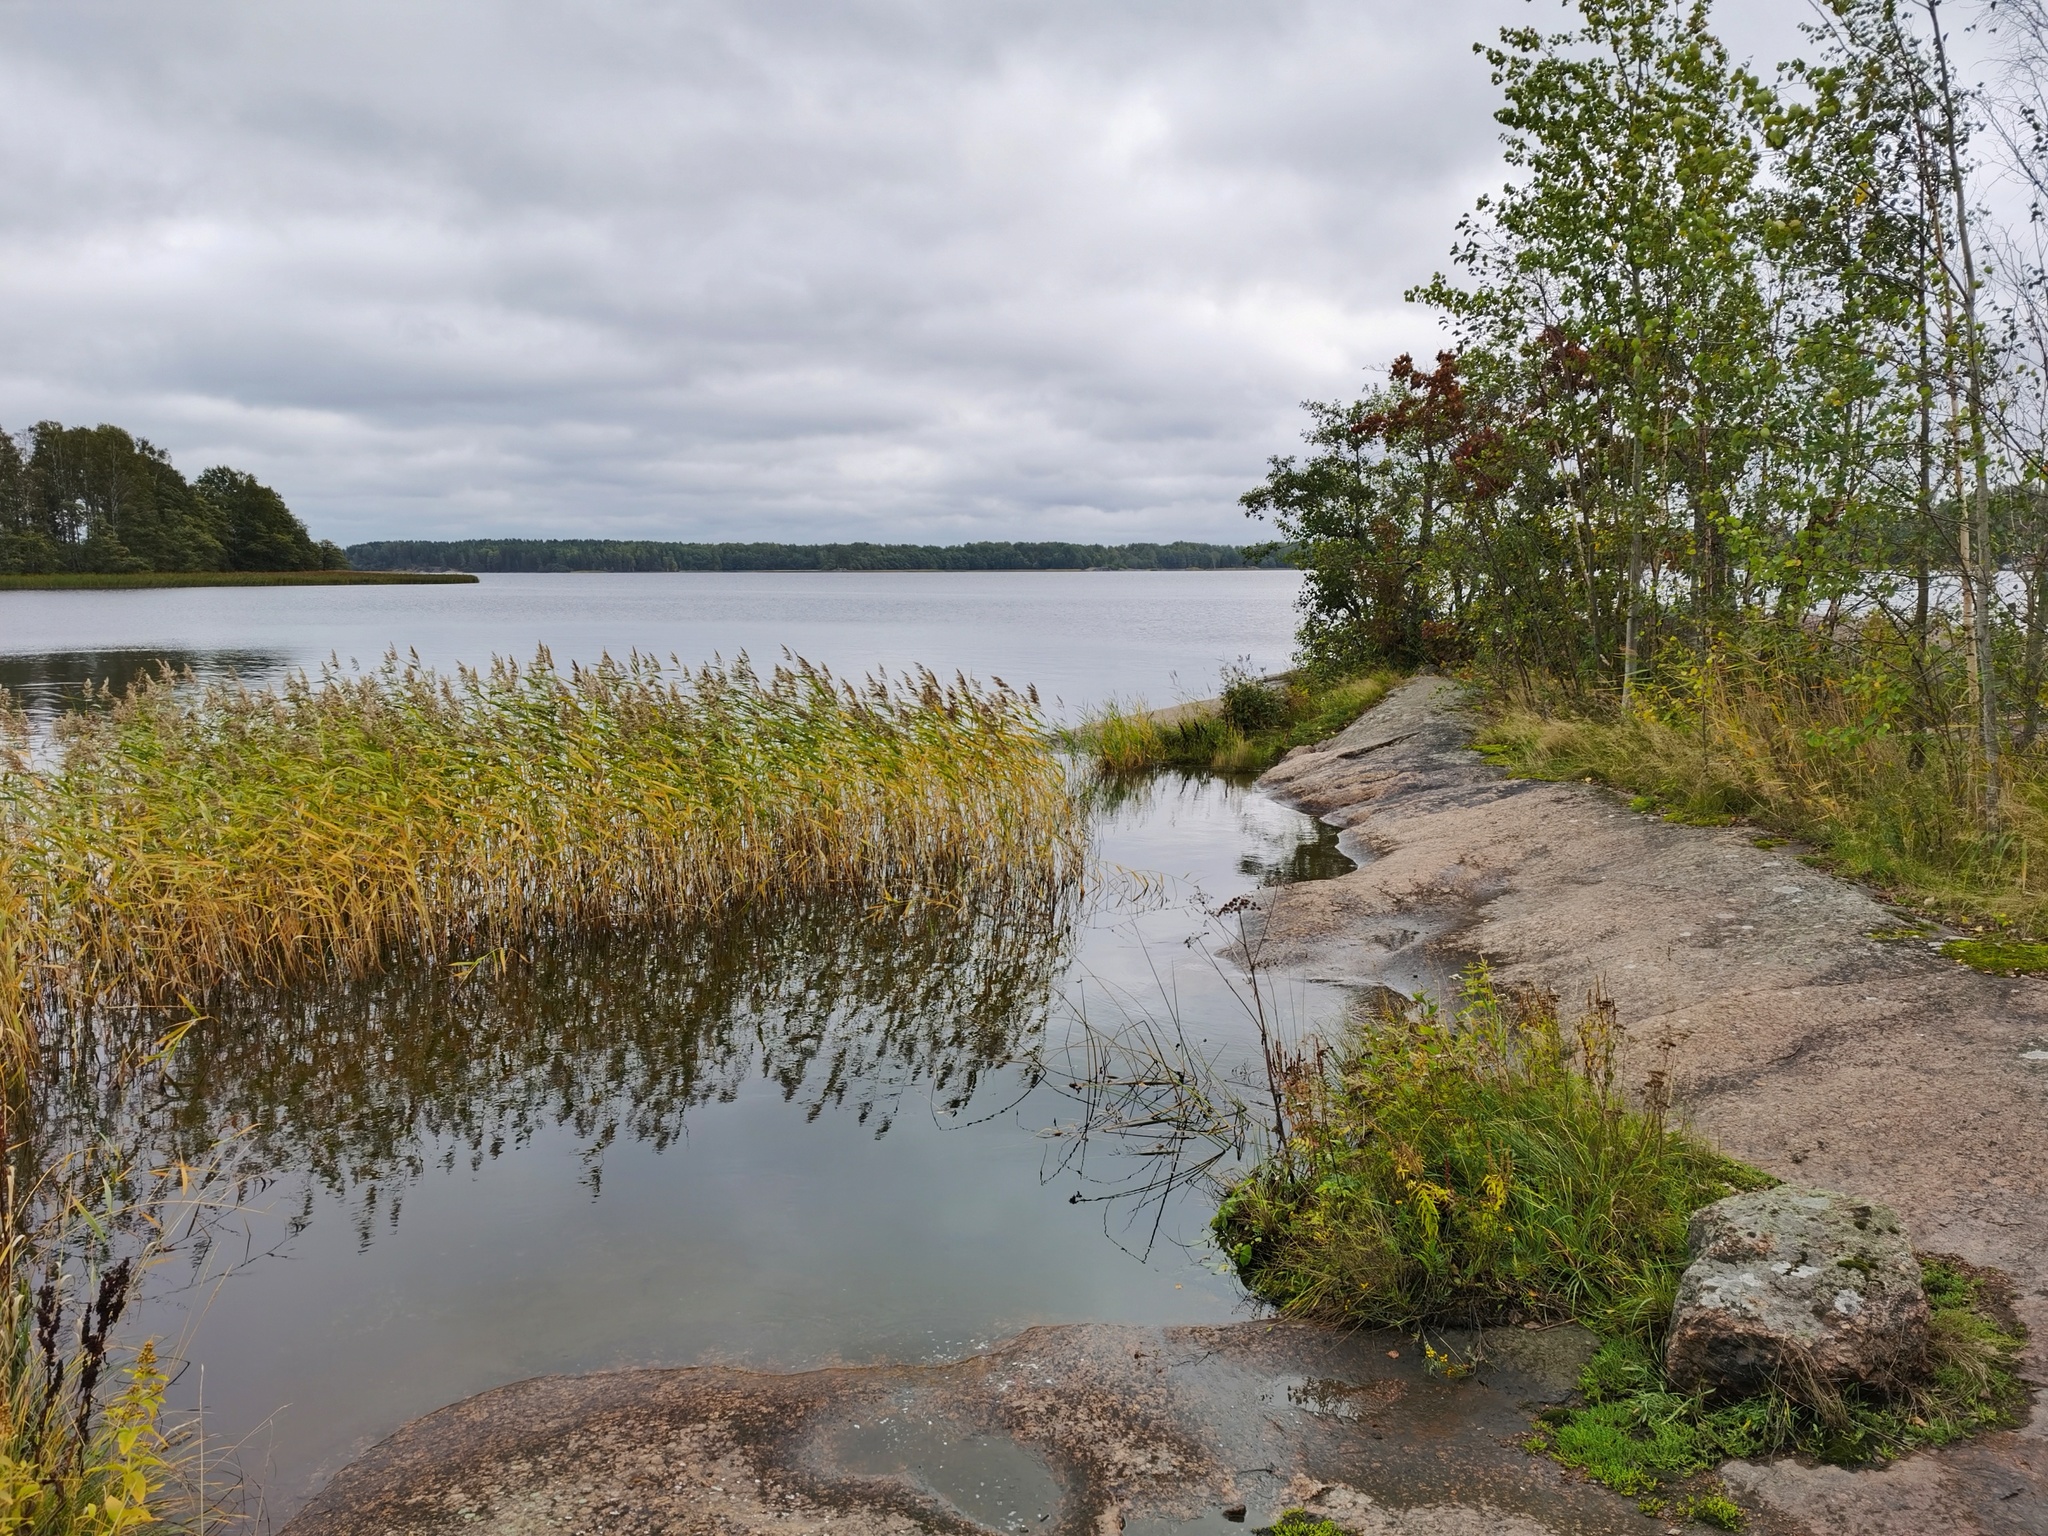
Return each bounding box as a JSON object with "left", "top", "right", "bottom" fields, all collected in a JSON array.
[{"left": 0, "top": 1, "right": 1865, "bottom": 547}]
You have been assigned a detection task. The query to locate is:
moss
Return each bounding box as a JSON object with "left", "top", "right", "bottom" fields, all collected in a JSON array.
[
  {"left": 1939, "top": 938, "right": 2048, "bottom": 975},
  {"left": 1259, "top": 1512, "right": 1345, "bottom": 1536},
  {"left": 1531, "top": 1259, "right": 2027, "bottom": 1499}
]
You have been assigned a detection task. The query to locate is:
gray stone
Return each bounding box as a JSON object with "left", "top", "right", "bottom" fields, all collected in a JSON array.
[{"left": 1664, "top": 1185, "right": 1930, "bottom": 1398}]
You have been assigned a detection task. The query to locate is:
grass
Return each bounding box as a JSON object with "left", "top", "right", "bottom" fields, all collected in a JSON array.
[
  {"left": 1472, "top": 648, "right": 2048, "bottom": 949},
  {"left": 1259, "top": 1513, "right": 1343, "bottom": 1536},
  {"left": 1213, "top": 970, "right": 1768, "bottom": 1334},
  {"left": 0, "top": 648, "right": 1081, "bottom": 1029},
  {"left": 1534, "top": 1256, "right": 2026, "bottom": 1503},
  {"left": 1937, "top": 937, "right": 2048, "bottom": 974},
  {"left": 1065, "top": 668, "right": 1402, "bottom": 777},
  {"left": 0, "top": 571, "right": 476, "bottom": 590},
  {"left": 0, "top": 1195, "right": 172, "bottom": 1536},
  {"left": 1212, "top": 973, "right": 2028, "bottom": 1516}
]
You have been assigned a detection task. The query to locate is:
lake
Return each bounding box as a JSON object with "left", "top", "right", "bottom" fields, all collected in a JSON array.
[
  {"left": 0, "top": 570, "right": 1305, "bottom": 724},
  {"left": 0, "top": 570, "right": 1357, "bottom": 1522}
]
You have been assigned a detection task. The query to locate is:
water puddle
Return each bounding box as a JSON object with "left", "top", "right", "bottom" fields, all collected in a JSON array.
[{"left": 825, "top": 1412, "right": 1063, "bottom": 1531}]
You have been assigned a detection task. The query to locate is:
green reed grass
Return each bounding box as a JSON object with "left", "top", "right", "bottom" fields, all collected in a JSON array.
[
  {"left": 1066, "top": 670, "right": 1400, "bottom": 777},
  {"left": 0, "top": 647, "right": 1081, "bottom": 1031},
  {"left": 0, "top": 646, "right": 1081, "bottom": 1531}
]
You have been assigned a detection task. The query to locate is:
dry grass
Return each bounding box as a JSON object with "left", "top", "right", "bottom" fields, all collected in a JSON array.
[
  {"left": 1477, "top": 645, "right": 2048, "bottom": 937},
  {"left": 0, "top": 647, "right": 1082, "bottom": 1038}
]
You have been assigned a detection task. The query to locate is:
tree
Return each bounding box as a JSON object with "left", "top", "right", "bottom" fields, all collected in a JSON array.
[{"left": 194, "top": 467, "right": 331, "bottom": 572}]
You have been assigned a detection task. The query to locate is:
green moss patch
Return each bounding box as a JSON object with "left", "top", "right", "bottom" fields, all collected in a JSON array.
[
  {"left": 1940, "top": 938, "right": 2048, "bottom": 974},
  {"left": 1258, "top": 1513, "right": 1345, "bottom": 1536}
]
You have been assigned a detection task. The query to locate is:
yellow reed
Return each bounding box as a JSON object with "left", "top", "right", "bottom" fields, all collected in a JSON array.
[{"left": 0, "top": 649, "right": 1082, "bottom": 1027}]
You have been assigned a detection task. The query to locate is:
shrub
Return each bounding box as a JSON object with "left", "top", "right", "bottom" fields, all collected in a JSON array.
[
  {"left": 1213, "top": 970, "right": 1768, "bottom": 1332},
  {"left": 1219, "top": 666, "right": 1288, "bottom": 734}
]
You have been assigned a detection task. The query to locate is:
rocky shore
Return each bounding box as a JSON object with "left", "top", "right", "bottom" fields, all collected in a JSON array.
[{"left": 283, "top": 677, "right": 2044, "bottom": 1536}]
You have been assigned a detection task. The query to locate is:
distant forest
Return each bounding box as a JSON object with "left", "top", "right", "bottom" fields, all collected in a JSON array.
[
  {"left": 0, "top": 422, "right": 344, "bottom": 575},
  {"left": 345, "top": 538, "right": 1285, "bottom": 573}
]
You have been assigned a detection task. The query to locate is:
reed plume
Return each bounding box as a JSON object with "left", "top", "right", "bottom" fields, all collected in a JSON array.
[{"left": 0, "top": 648, "right": 1082, "bottom": 1033}]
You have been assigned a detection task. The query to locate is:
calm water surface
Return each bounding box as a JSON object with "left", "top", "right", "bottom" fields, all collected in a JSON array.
[
  {"left": 3, "top": 573, "right": 1356, "bottom": 1519},
  {"left": 0, "top": 570, "right": 1303, "bottom": 723}
]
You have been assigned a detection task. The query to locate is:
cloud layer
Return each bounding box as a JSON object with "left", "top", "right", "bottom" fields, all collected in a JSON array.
[{"left": 0, "top": 0, "right": 1808, "bottom": 544}]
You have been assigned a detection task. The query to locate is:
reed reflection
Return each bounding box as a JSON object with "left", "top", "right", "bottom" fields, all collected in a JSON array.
[{"left": 119, "top": 890, "right": 1077, "bottom": 1242}]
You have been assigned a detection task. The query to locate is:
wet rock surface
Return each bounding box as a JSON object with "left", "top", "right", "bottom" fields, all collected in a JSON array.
[
  {"left": 1256, "top": 676, "right": 2047, "bottom": 1535},
  {"left": 1664, "top": 1186, "right": 1930, "bottom": 1397},
  {"left": 281, "top": 1321, "right": 1643, "bottom": 1536}
]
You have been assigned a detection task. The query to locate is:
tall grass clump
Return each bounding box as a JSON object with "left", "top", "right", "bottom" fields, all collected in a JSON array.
[
  {"left": 0, "top": 649, "right": 1082, "bottom": 1023},
  {"left": 1212, "top": 969, "right": 1767, "bottom": 1333},
  {"left": 1211, "top": 966, "right": 2027, "bottom": 1504},
  {"left": 1066, "top": 669, "right": 1402, "bottom": 778},
  {"left": 0, "top": 1197, "right": 170, "bottom": 1536}
]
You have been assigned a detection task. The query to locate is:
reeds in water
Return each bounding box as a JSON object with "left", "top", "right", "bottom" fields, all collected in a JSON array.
[{"left": 0, "top": 648, "right": 1083, "bottom": 1037}]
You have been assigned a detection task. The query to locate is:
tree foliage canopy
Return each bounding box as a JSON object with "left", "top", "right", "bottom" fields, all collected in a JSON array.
[
  {"left": 0, "top": 423, "right": 343, "bottom": 575},
  {"left": 1247, "top": 0, "right": 2043, "bottom": 726}
]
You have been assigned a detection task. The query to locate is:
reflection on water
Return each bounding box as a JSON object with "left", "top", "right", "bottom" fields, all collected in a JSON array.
[
  {"left": 87, "top": 770, "right": 1357, "bottom": 1517},
  {"left": 0, "top": 649, "right": 290, "bottom": 723},
  {"left": 1246, "top": 809, "right": 1351, "bottom": 885},
  {"left": 135, "top": 895, "right": 1074, "bottom": 1237}
]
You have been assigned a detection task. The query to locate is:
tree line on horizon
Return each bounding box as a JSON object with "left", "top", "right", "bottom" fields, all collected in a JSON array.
[
  {"left": 1246, "top": 0, "right": 2048, "bottom": 834},
  {"left": 344, "top": 537, "right": 1286, "bottom": 573},
  {"left": 0, "top": 422, "right": 345, "bottom": 575}
]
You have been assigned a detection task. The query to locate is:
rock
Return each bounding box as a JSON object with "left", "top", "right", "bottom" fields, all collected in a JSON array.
[{"left": 1664, "top": 1185, "right": 1929, "bottom": 1398}]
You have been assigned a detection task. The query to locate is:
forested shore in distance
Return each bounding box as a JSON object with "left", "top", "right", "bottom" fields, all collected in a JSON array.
[
  {"left": 345, "top": 538, "right": 1289, "bottom": 573},
  {"left": 0, "top": 421, "right": 347, "bottom": 575}
]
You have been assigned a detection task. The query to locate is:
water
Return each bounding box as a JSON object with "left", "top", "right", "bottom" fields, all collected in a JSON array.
[
  {"left": 0, "top": 569, "right": 1303, "bottom": 724},
  {"left": 0, "top": 572, "right": 1355, "bottom": 1520}
]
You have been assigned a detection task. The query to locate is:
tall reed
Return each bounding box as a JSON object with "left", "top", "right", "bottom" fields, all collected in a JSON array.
[{"left": 0, "top": 649, "right": 1080, "bottom": 1028}]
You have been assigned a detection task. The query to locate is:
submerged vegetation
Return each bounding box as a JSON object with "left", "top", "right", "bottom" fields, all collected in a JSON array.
[{"left": 1066, "top": 668, "right": 1401, "bottom": 777}]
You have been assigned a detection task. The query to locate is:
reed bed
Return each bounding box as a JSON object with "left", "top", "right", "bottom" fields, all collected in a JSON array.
[{"left": 0, "top": 648, "right": 1082, "bottom": 1036}]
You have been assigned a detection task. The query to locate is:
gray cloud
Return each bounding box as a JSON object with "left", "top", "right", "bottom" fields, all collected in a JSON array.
[{"left": 0, "top": 0, "right": 1813, "bottom": 544}]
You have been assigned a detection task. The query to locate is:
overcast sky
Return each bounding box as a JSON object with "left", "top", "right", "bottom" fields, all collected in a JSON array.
[{"left": 0, "top": 2, "right": 1848, "bottom": 546}]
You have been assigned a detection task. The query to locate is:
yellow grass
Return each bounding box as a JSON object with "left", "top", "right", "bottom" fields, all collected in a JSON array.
[{"left": 0, "top": 648, "right": 1082, "bottom": 1035}]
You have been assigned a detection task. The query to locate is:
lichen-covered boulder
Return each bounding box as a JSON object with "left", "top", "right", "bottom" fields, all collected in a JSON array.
[{"left": 1664, "top": 1185, "right": 1929, "bottom": 1398}]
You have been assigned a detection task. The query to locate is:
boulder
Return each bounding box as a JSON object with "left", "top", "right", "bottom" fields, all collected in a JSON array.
[{"left": 1664, "top": 1185, "right": 1929, "bottom": 1398}]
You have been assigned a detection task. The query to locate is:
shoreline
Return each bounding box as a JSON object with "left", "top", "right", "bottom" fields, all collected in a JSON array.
[
  {"left": 0, "top": 570, "right": 479, "bottom": 591},
  {"left": 274, "top": 677, "right": 2046, "bottom": 1535},
  {"left": 1254, "top": 676, "right": 2046, "bottom": 1533}
]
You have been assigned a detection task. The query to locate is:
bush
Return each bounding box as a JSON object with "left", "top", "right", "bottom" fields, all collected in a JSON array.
[
  {"left": 1214, "top": 970, "right": 1768, "bottom": 1332},
  {"left": 1220, "top": 666, "right": 1289, "bottom": 734},
  {"left": 1066, "top": 670, "right": 1402, "bottom": 778}
]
